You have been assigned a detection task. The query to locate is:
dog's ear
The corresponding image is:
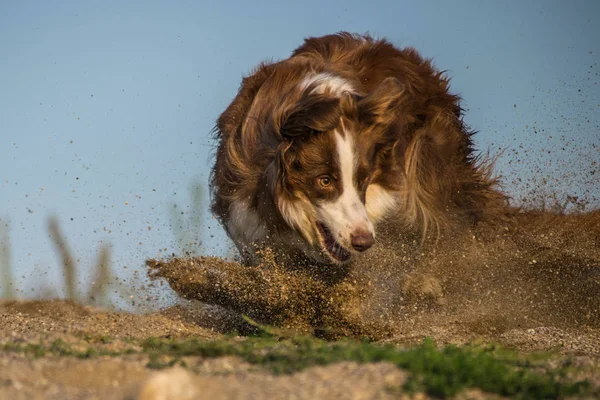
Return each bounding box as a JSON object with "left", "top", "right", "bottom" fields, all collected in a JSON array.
[
  {"left": 274, "top": 94, "right": 341, "bottom": 141},
  {"left": 358, "top": 77, "right": 407, "bottom": 127},
  {"left": 215, "top": 61, "right": 277, "bottom": 140}
]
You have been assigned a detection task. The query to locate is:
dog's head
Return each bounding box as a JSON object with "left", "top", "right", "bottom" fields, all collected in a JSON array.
[{"left": 265, "top": 75, "right": 408, "bottom": 265}]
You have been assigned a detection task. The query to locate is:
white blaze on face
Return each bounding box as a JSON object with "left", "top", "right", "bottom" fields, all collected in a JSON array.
[{"left": 317, "top": 130, "right": 374, "bottom": 248}]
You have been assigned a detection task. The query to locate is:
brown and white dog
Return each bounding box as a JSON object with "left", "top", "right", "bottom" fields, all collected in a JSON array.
[{"left": 209, "top": 32, "right": 506, "bottom": 267}]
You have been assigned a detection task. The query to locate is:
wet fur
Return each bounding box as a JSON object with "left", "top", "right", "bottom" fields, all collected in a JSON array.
[{"left": 209, "top": 32, "right": 507, "bottom": 265}]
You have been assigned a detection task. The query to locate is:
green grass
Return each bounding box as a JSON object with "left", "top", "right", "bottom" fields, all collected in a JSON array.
[
  {"left": 2, "top": 335, "right": 594, "bottom": 399},
  {"left": 3, "top": 339, "right": 135, "bottom": 359},
  {"left": 140, "top": 335, "right": 591, "bottom": 399}
]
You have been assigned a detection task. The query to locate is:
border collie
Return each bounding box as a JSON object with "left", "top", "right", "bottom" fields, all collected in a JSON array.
[{"left": 210, "top": 32, "right": 506, "bottom": 266}]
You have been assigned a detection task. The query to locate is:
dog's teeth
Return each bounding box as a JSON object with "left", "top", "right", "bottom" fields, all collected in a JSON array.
[{"left": 318, "top": 222, "right": 351, "bottom": 262}]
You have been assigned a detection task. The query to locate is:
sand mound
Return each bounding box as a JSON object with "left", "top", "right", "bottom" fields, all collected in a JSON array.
[
  {"left": 146, "top": 209, "right": 600, "bottom": 351},
  {"left": 0, "top": 299, "right": 219, "bottom": 343}
]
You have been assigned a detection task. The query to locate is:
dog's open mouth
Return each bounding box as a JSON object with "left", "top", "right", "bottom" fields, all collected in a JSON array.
[{"left": 316, "top": 222, "right": 351, "bottom": 263}]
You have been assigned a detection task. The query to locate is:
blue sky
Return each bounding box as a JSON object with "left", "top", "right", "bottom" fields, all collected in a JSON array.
[{"left": 1, "top": 0, "right": 598, "bottom": 308}]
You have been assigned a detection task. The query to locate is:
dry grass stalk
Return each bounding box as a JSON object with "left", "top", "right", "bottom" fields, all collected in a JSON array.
[
  {"left": 88, "top": 243, "right": 112, "bottom": 307},
  {"left": 48, "top": 216, "right": 78, "bottom": 302},
  {"left": 0, "top": 220, "right": 15, "bottom": 300}
]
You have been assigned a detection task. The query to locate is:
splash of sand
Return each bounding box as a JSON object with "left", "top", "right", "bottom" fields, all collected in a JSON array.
[{"left": 146, "top": 208, "right": 600, "bottom": 351}]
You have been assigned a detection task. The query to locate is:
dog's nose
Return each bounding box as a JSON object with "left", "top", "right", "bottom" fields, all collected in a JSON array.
[{"left": 351, "top": 230, "right": 375, "bottom": 252}]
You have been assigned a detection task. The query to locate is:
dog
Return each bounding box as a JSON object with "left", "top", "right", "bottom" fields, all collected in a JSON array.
[{"left": 209, "top": 32, "right": 506, "bottom": 267}]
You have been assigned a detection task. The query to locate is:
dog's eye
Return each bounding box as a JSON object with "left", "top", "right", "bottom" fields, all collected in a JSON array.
[{"left": 318, "top": 176, "right": 332, "bottom": 188}]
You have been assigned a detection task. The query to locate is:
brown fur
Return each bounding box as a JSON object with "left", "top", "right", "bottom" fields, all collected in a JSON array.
[{"left": 210, "top": 32, "right": 508, "bottom": 263}]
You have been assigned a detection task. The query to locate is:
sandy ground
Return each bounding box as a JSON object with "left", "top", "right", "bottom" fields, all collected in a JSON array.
[
  {"left": 1, "top": 210, "right": 600, "bottom": 399},
  {"left": 0, "top": 300, "right": 418, "bottom": 400}
]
